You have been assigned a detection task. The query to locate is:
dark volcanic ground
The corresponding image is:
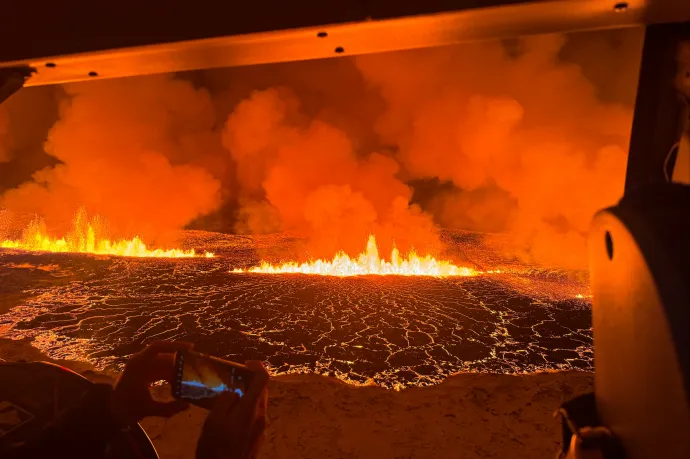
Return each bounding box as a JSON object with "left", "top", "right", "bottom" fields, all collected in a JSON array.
[{"left": 0, "top": 231, "right": 592, "bottom": 389}]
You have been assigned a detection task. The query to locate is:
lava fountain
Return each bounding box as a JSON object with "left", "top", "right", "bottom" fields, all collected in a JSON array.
[
  {"left": 1, "top": 209, "right": 213, "bottom": 258},
  {"left": 234, "top": 234, "right": 480, "bottom": 277}
]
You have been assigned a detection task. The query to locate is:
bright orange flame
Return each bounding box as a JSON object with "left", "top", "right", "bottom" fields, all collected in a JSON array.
[
  {"left": 1, "top": 209, "right": 213, "bottom": 258},
  {"left": 233, "top": 235, "right": 478, "bottom": 277}
]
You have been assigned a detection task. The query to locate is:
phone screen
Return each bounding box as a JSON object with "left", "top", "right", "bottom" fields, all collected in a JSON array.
[{"left": 175, "top": 351, "right": 249, "bottom": 404}]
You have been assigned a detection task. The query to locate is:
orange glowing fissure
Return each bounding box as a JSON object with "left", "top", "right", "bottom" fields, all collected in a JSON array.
[
  {"left": 1, "top": 210, "right": 213, "bottom": 258},
  {"left": 234, "top": 234, "right": 484, "bottom": 278}
]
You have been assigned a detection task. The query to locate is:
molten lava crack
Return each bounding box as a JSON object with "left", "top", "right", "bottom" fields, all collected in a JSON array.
[{"left": 233, "top": 235, "right": 478, "bottom": 277}]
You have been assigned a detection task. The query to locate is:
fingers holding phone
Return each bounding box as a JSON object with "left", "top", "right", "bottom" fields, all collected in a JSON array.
[
  {"left": 196, "top": 360, "right": 269, "bottom": 459},
  {"left": 111, "top": 341, "right": 194, "bottom": 425},
  {"left": 110, "top": 341, "right": 270, "bottom": 459},
  {"left": 239, "top": 360, "right": 269, "bottom": 418}
]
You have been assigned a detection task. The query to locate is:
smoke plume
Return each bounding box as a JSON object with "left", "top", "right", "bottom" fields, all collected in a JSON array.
[
  {"left": 0, "top": 87, "right": 58, "bottom": 169},
  {"left": 222, "top": 87, "right": 440, "bottom": 258},
  {"left": 1, "top": 76, "right": 223, "bottom": 242},
  {"left": 0, "top": 29, "right": 642, "bottom": 268},
  {"left": 355, "top": 33, "right": 637, "bottom": 269},
  {"left": 0, "top": 108, "right": 8, "bottom": 163}
]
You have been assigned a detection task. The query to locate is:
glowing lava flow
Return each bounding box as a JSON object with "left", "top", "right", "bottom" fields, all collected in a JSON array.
[
  {"left": 1, "top": 211, "right": 213, "bottom": 258},
  {"left": 234, "top": 235, "right": 477, "bottom": 277}
]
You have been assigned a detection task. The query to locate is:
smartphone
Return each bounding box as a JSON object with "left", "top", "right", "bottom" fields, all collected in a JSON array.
[{"left": 172, "top": 350, "right": 252, "bottom": 409}]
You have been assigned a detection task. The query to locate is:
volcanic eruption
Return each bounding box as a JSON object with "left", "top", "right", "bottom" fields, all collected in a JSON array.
[
  {"left": 0, "top": 28, "right": 642, "bottom": 386},
  {"left": 233, "top": 234, "right": 479, "bottom": 277},
  {"left": 1, "top": 208, "right": 213, "bottom": 258}
]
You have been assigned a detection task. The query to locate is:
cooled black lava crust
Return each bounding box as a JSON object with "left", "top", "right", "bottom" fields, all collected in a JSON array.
[{"left": 0, "top": 233, "right": 592, "bottom": 388}]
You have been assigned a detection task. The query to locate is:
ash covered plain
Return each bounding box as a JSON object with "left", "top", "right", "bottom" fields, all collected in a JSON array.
[{"left": 0, "top": 230, "right": 592, "bottom": 389}]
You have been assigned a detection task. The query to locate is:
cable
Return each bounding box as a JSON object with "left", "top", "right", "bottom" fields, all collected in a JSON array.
[
  {"left": 663, "top": 142, "right": 680, "bottom": 183},
  {"left": 664, "top": 94, "right": 690, "bottom": 182}
]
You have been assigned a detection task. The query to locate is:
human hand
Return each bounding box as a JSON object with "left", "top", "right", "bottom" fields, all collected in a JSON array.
[
  {"left": 196, "top": 360, "right": 269, "bottom": 459},
  {"left": 110, "top": 341, "right": 193, "bottom": 425},
  {"left": 563, "top": 427, "right": 609, "bottom": 459}
]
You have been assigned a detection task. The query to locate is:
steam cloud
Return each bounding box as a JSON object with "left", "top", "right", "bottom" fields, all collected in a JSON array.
[
  {"left": 354, "top": 33, "right": 636, "bottom": 268},
  {"left": 0, "top": 30, "right": 642, "bottom": 268},
  {"left": 0, "top": 87, "right": 58, "bottom": 166},
  {"left": 222, "top": 87, "right": 439, "bottom": 258},
  {"left": 0, "top": 108, "right": 8, "bottom": 163},
  {"left": 1, "top": 77, "right": 222, "bottom": 242}
]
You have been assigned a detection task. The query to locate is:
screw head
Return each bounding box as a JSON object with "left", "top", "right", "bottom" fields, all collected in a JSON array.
[{"left": 613, "top": 2, "right": 628, "bottom": 12}]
